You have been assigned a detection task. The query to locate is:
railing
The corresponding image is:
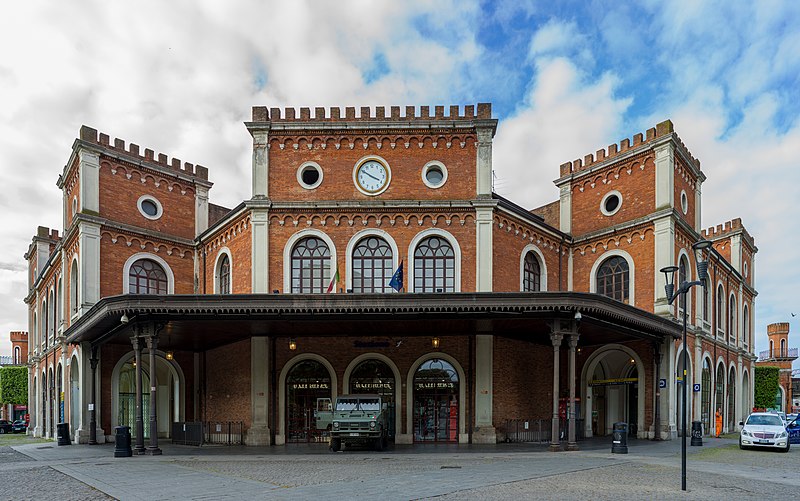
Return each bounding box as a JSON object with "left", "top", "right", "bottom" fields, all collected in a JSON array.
[
  {"left": 171, "top": 421, "right": 243, "bottom": 446},
  {"left": 503, "top": 418, "right": 585, "bottom": 443},
  {"left": 759, "top": 347, "right": 799, "bottom": 360}
]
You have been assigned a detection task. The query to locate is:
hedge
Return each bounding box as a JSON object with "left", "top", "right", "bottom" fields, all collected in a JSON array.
[
  {"left": 753, "top": 366, "right": 780, "bottom": 410},
  {"left": 0, "top": 366, "right": 28, "bottom": 405}
]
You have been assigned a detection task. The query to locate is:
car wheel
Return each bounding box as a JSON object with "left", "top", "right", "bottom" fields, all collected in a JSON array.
[
  {"left": 0, "top": 428, "right": 5, "bottom": 434},
  {"left": 330, "top": 438, "right": 341, "bottom": 452},
  {"left": 780, "top": 442, "right": 790, "bottom": 453},
  {"left": 375, "top": 435, "right": 385, "bottom": 452},
  {"left": 738, "top": 438, "right": 745, "bottom": 450}
]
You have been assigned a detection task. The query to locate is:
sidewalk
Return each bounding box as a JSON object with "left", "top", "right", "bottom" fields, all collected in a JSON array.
[{"left": 8, "top": 436, "right": 763, "bottom": 501}]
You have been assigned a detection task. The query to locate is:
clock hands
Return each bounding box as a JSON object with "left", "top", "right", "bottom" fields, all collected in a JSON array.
[{"left": 362, "top": 170, "right": 381, "bottom": 182}]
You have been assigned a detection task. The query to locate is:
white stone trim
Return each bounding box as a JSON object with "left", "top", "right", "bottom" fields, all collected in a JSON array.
[
  {"left": 589, "top": 249, "right": 635, "bottom": 306},
  {"left": 296, "top": 161, "right": 323, "bottom": 190},
  {"left": 407, "top": 228, "right": 462, "bottom": 292},
  {"left": 405, "top": 353, "right": 467, "bottom": 443},
  {"left": 352, "top": 155, "right": 391, "bottom": 196},
  {"left": 519, "top": 244, "right": 548, "bottom": 291},
  {"left": 600, "top": 190, "right": 622, "bottom": 216},
  {"left": 137, "top": 194, "right": 164, "bottom": 220},
  {"left": 421, "top": 161, "right": 448, "bottom": 189},
  {"left": 213, "top": 247, "right": 233, "bottom": 294},
  {"left": 277, "top": 353, "right": 337, "bottom": 445},
  {"left": 680, "top": 189, "right": 688, "bottom": 215},
  {"left": 282, "top": 229, "right": 337, "bottom": 293},
  {"left": 122, "top": 253, "right": 175, "bottom": 294},
  {"left": 344, "top": 229, "right": 399, "bottom": 292}
]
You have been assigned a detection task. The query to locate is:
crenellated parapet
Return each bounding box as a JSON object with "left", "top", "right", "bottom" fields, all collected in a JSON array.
[
  {"left": 78, "top": 125, "right": 209, "bottom": 181},
  {"left": 251, "top": 103, "right": 493, "bottom": 123},
  {"left": 702, "top": 217, "right": 756, "bottom": 250},
  {"left": 559, "top": 119, "right": 701, "bottom": 177}
]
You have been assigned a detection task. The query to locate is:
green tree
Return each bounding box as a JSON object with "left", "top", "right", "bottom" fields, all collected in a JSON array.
[
  {"left": 0, "top": 366, "right": 28, "bottom": 405},
  {"left": 753, "top": 366, "right": 779, "bottom": 410}
]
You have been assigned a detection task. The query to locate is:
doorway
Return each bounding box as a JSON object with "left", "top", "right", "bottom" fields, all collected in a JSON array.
[
  {"left": 286, "top": 359, "right": 332, "bottom": 443},
  {"left": 413, "top": 359, "right": 458, "bottom": 443}
]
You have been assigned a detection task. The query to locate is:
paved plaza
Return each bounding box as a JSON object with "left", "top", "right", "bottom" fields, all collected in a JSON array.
[{"left": 1, "top": 436, "right": 798, "bottom": 500}]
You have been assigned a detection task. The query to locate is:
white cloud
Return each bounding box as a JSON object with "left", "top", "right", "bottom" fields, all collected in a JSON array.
[{"left": 493, "top": 56, "right": 631, "bottom": 209}]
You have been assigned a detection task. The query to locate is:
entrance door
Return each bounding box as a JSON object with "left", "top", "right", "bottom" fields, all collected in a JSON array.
[
  {"left": 349, "top": 359, "right": 396, "bottom": 438},
  {"left": 286, "top": 360, "right": 332, "bottom": 443},
  {"left": 118, "top": 362, "right": 150, "bottom": 439},
  {"left": 413, "top": 359, "right": 458, "bottom": 443}
]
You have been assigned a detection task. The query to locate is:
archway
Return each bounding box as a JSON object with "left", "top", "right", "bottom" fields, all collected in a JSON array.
[
  {"left": 727, "top": 367, "right": 736, "bottom": 430},
  {"left": 581, "top": 345, "right": 645, "bottom": 438},
  {"left": 701, "top": 358, "right": 711, "bottom": 434},
  {"left": 345, "top": 357, "right": 399, "bottom": 439},
  {"left": 285, "top": 359, "right": 333, "bottom": 443},
  {"left": 412, "top": 358, "right": 459, "bottom": 443},
  {"left": 69, "top": 355, "right": 80, "bottom": 436},
  {"left": 741, "top": 370, "right": 750, "bottom": 418},
  {"left": 675, "top": 349, "right": 693, "bottom": 437},
  {"left": 715, "top": 363, "right": 725, "bottom": 431},
  {"left": 111, "top": 353, "right": 184, "bottom": 438}
]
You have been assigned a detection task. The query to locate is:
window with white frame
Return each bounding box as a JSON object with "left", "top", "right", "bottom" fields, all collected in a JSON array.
[
  {"left": 291, "top": 237, "right": 331, "bottom": 293},
  {"left": 702, "top": 281, "right": 709, "bottom": 324},
  {"left": 351, "top": 236, "right": 393, "bottom": 293},
  {"left": 413, "top": 236, "right": 455, "bottom": 292},
  {"left": 716, "top": 284, "right": 725, "bottom": 338},
  {"left": 218, "top": 254, "right": 231, "bottom": 294},
  {"left": 128, "top": 259, "right": 168, "bottom": 294},
  {"left": 70, "top": 259, "right": 79, "bottom": 315},
  {"left": 596, "top": 256, "right": 630, "bottom": 303},
  {"left": 728, "top": 295, "right": 737, "bottom": 345},
  {"left": 13, "top": 346, "right": 20, "bottom": 365},
  {"left": 743, "top": 305, "right": 749, "bottom": 348},
  {"left": 678, "top": 255, "right": 689, "bottom": 317},
  {"left": 523, "top": 251, "right": 542, "bottom": 292}
]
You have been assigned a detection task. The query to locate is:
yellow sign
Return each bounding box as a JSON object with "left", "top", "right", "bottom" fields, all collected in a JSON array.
[{"left": 589, "top": 377, "right": 637, "bottom": 386}]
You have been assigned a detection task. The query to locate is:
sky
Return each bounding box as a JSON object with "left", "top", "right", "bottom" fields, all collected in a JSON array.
[{"left": 0, "top": 0, "right": 798, "bottom": 372}]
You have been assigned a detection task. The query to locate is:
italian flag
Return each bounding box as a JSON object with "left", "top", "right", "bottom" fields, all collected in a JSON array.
[{"left": 326, "top": 265, "right": 340, "bottom": 293}]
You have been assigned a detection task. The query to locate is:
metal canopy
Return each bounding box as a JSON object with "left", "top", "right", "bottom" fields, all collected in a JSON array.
[{"left": 64, "top": 292, "right": 681, "bottom": 352}]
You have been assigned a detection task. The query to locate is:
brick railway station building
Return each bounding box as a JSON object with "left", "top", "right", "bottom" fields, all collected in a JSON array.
[{"left": 24, "top": 103, "right": 757, "bottom": 450}]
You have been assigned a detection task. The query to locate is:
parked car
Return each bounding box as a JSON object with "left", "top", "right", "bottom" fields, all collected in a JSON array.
[
  {"left": 0, "top": 420, "right": 12, "bottom": 434},
  {"left": 788, "top": 415, "right": 800, "bottom": 445},
  {"left": 739, "top": 412, "right": 790, "bottom": 452},
  {"left": 11, "top": 420, "right": 27, "bottom": 433}
]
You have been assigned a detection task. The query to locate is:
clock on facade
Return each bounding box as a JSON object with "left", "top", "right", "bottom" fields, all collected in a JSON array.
[{"left": 354, "top": 158, "right": 391, "bottom": 195}]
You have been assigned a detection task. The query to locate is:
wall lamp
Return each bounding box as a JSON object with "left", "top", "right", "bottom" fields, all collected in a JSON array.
[
  {"left": 288, "top": 338, "right": 297, "bottom": 351},
  {"left": 431, "top": 337, "right": 440, "bottom": 349}
]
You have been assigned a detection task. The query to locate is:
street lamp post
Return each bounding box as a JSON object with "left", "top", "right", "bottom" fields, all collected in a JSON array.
[{"left": 660, "top": 239, "right": 712, "bottom": 492}]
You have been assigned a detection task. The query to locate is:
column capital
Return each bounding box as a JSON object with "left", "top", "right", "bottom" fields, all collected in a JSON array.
[
  {"left": 145, "top": 335, "right": 159, "bottom": 350},
  {"left": 566, "top": 333, "right": 580, "bottom": 349},
  {"left": 550, "top": 331, "right": 564, "bottom": 347}
]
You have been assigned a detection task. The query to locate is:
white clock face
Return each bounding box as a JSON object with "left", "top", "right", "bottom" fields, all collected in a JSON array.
[{"left": 355, "top": 159, "right": 390, "bottom": 195}]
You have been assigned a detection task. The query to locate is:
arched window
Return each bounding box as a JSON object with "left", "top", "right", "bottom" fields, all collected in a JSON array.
[
  {"left": 596, "top": 256, "right": 629, "bottom": 303},
  {"left": 70, "top": 260, "right": 79, "bottom": 315},
  {"left": 702, "top": 284, "right": 709, "bottom": 323},
  {"left": 413, "top": 236, "right": 455, "bottom": 293},
  {"left": 218, "top": 254, "right": 231, "bottom": 295},
  {"left": 781, "top": 338, "right": 787, "bottom": 357},
  {"left": 523, "top": 252, "right": 542, "bottom": 292},
  {"left": 291, "top": 237, "right": 330, "bottom": 293},
  {"left": 715, "top": 364, "right": 725, "bottom": 424},
  {"left": 716, "top": 285, "right": 725, "bottom": 338},
  {"left": 352, "top": 236, "right": 393, "bottom": 293},
  {"left": 743, "top": 305, "right": 749, "bottom": 348},
  {"left": 48, "top": 289, "right": 55, "bottom": 344},
  {"left": 701, "top": 358, "right": 711, "bottom": 433},
  {"left": 728, "top": 295, "right": 737, "bottom": 344},
  {"left": 678, "top": 256, "right": 689, "bottom": 315},
  {"left": 40, "top": 302, "right": 47, "bottom": 349},
  {"left": 14, "top": 346, "right": 20, "bottom": 365},
  {"left": 32, "top": 313, "right": 37, "bottom": 352},
  {"left": 128, "top": 259, "right": 168, "bottom": 294},
  {"left": 770, "top": 339, "right": 774, "bottom": 357}
]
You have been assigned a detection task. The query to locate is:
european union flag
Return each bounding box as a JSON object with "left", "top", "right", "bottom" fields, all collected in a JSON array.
[{"left": 389, "top": 260, "right": 404, "bottom": 292}]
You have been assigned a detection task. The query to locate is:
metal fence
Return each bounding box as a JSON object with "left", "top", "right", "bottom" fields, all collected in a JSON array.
[
  {"left": 503, "top": 418, "right": 585, "bottom": 443},
  {"left": 171, "top": 421, "right": 243, "bottom": 446}
]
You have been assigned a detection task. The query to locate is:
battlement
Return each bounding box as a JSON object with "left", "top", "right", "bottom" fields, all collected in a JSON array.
[
  {"left": 250, "top": 103, "right": 493, "bottom": 123},
  {"left": 701, "top": 218, "right": 743, "bottom": 240},
  {"left": 768, "top": 323, "right": 790, "bottom": 336},
  {"left": 559, "top": 119, "right": 701, "bottom": 176},
  {"left": 9, "top": 331, "right": 27, "bottom": 342},
  {"left": 35, "top": 226, "right": 60, "bottom": 241},
  {"left": 79, "top": 126, "right": 209, "bottom": 181}
]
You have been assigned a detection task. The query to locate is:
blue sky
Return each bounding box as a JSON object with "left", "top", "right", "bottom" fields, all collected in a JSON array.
[{"left": 0, "top": 0, "right": 798, "bottom": 372}]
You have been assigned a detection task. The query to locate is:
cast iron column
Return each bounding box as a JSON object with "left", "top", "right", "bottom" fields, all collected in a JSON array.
[
  {"left": 549, "top": 330, "right": 563, "bottom": 452},
  {"left": 566, "top": 333, "right": 579, "bottom": 451},
  {"left": 88, "top": 347, "right": 98, "bottom": 445},
  {"left": 132, "top": 335, "right": 145, "bottom": 454},
  {"left": 145, "top": 335, "right": 162, "bottom": 455},
  {"left": 653, "top": 342, "right": 663, "bottom": 440}
]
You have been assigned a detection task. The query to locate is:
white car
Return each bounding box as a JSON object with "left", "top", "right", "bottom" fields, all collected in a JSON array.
[{"left": 739, "top": 413, "right": 790, "bottom": 452}]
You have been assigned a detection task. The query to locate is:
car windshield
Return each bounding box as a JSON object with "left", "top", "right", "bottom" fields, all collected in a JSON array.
[
  {"left": 335, "top": 398, "right": 380, "bottom": 412},
  {"left": 746, "top": 415, "right": 783, "bottom": 426}
]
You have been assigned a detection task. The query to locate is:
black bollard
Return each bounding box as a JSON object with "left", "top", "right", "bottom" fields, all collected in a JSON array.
[{"left": 690, "top": 421, "right": 703, "bottom": 446}]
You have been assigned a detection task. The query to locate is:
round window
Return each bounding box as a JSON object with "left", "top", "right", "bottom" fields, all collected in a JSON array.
[
  {"left": 297, "top": 162, "right": 323, "bottom": 190},
  {"left": 137, "top": 195, "right": 163, "bottom": 220},
  {"left": 680, "top": 190, "right": 689, "bottom": 214},
  {"left": 422, "top": 161, "right": 448, "bottom": 189},
  {"left": 600, "top": 191, "right": 622, "bottom": 216}
]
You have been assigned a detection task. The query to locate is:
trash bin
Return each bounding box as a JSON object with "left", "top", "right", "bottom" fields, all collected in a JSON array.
[
  {"left": 56, "top": 422, "right": 71, "bottom": 446},
  {"left": 611, "top": 422, "right": 628, "bottom": 454},
  {"left": 690, "top": 421, "right": 703, "bottom": 447},
  {"left": 114, "top": 426, "right": 132, "bottom": 458}
]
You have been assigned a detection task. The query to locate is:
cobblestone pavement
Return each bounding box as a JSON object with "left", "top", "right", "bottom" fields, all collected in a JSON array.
[{"left": 3, "top": 438, "right": 798, "bottom": 500}]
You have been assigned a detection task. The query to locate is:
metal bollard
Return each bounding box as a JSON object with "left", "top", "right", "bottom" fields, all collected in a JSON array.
[
  {"left": 611, "top": 422, "right": 628, "bottom": 454},
  {"left": 690, "top": 421, "right": 703, "bottom": 446}
]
